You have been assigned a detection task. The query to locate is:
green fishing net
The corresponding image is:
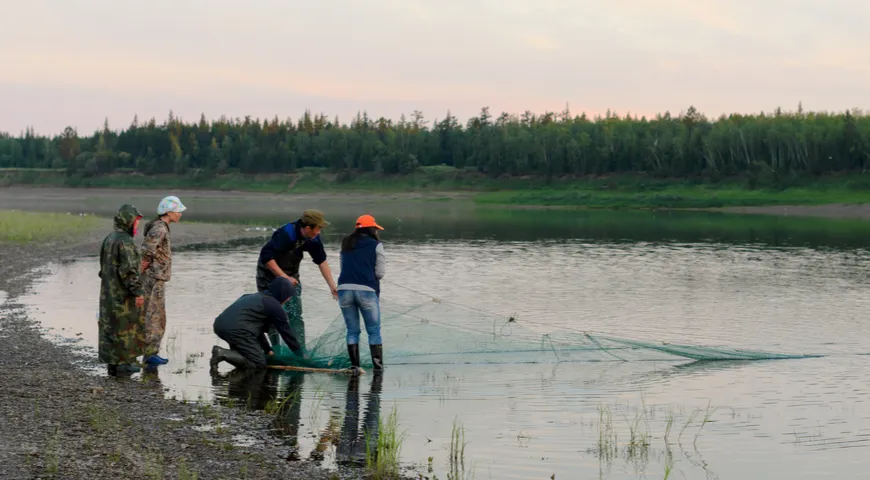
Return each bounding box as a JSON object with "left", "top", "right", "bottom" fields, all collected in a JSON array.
[{"left": 267, "top": 285, "right": 822, "bottom": 370}]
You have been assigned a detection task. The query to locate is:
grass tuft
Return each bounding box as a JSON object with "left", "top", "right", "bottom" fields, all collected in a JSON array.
[{"left": 366, "top": 405, "right": 405, "bottom": 480}]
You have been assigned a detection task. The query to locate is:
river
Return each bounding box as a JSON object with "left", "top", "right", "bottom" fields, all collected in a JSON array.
[{"left": 20, "top": 207, "right": 870, "bottom": 479}]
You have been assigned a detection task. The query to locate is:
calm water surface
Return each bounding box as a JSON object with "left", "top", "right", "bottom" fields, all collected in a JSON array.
[{"left": 18, "top": 208, "right": 870, "bottom": 479}]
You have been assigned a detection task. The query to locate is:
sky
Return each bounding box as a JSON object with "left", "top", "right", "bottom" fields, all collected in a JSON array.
[{"left": 2, "top": 0, "right": 868, "bottom": 135}]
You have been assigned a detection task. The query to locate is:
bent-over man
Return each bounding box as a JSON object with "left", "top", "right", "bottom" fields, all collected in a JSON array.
[{"left": 210, "top": 277, "right": 305, "bottom": 371}]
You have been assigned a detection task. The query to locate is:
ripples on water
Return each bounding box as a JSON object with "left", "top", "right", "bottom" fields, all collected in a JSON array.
[{"left": 20, "top": 231, "right": 870, "bottom": 479}]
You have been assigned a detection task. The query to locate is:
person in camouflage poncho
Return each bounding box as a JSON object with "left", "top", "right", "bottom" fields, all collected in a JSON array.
[
  {"left": 98, "top": 204, "right": 146, "bottom": 375},
  {"left": 140, "top": 195, "right": 186, "bottom": 365}
]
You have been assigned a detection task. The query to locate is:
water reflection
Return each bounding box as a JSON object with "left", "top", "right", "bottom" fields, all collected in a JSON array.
[
  {"left": 170, "top": 207, "right": 870, "bottom": 249},
  {"left": 211, "top": 369, "right": 307, "bottom": 457},
  {"left": 336, "top": 373, "right": 383, "bottom": 467},
  {"left": 209, "top": 366, "right": 385, "bottom": 471},
  {"left": 10, "top": 184, "right": 870, "bottom": 248},
  {"left": 212, "top": 369, "right": 280, "bottom": 409}
]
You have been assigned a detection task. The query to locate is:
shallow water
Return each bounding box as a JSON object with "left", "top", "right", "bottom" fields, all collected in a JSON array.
[{"left": 20, "top": 209, "right": 870, "bottom": 479}]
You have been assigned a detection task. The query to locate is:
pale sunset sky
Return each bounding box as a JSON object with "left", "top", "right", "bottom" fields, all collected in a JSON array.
[{"left": 2, "top": 0, "right": 868, "bottom": 135}]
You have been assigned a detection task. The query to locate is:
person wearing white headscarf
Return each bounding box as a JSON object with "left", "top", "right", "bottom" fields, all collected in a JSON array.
[{"left": 140, "top": 195, "right": 186, "bottom": 366}]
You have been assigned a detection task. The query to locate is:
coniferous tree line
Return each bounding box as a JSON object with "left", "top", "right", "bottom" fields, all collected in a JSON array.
[{"left": 1, "top": 105, "right": 868, "bottom": 180}]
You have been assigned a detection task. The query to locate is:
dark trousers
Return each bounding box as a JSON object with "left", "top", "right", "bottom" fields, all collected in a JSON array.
[{"left": 213, "top": 322, "right": 267, "bottom": 369}]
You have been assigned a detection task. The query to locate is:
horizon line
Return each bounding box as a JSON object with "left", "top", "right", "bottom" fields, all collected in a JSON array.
[{"left": 4, "top": 101, "right": 868, "bottom": 137}]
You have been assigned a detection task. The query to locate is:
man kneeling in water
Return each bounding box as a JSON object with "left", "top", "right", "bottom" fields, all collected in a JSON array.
[{"left": 210, "top": 277, "right": 305, "bottom": 371}]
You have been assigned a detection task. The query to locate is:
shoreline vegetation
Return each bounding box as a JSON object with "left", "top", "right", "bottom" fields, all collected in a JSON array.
[
  {"left": 2, "top": 104, "right": 870, "bottom": 211},
  {"left": 4, "top": 167, "right": 870, "bottom": 211}
]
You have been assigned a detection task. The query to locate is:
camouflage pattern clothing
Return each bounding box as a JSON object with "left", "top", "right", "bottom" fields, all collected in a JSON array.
[
  {"left": 141, "top": 218, "right": 172, "bottom": 356},
  {"left": 141, "top": 218, "right": 172, "bottom": 281},
  {"left": 141, "top": 275, "right": 166, "bottom": 356},
  {"left": 98, "top": 204, "right": 146, "bottom": 365}
]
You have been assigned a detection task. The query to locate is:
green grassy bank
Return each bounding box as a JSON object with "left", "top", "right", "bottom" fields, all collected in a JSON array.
[
  {"left": 4, "top": 166, "right": 870, "bottom": 209},
  {"left": 0, "top": 210, "right": 102, "bottom": 243}
]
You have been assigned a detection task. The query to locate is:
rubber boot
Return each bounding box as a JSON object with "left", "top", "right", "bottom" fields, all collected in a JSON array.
[
  {"left": 347, "top": 344, "right": 361, "bottom": 376},
  {"left": 210, "top": 345, "right": 226, "bottom": 370},
  {"left": 369, "top": 344, "right": 384, "bottom": 372},
  {"left": 222, "top": 348, "right": 253, "bottom": 370},
  {"left": 143, "top": 354, "right": 168, "bottom": 366}
]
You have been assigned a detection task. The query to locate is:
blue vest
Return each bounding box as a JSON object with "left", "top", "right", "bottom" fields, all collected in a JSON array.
[{"left": 337, "top": 235, "right": 380, "bottom": 295}]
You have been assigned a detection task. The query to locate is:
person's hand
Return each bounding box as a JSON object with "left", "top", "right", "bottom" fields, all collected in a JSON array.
[
  {"left": 330, "top": 286, "right": 339, "bottom": 300},
  {"left": 267, "top": 351, "right": 274, "bottom": 357},
  {"left": 285, "top": 276, "right": 299, "bottom": 286},
  {"left": 135, "top": 296, "right": 144, "bottom": 307}
]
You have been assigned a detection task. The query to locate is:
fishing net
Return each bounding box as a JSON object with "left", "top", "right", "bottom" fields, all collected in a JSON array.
[{"left": 268, "top": 282, "right": 822, "bottom": 370}]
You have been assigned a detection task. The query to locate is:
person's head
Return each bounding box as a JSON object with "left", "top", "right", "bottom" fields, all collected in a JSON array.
[
  {"left": 341, "top": 214, "right": 384, "bottom": 252},
  {"left": 114, "top": 204, "right": 143, "bottom": 236},
  {"left": 298, "top": 209, "right": 330, "bottom": 240},
  {"left": 267, "top": 277, "right": 296, "bottom": 305},
  {"left": 157, "top": 196, "right": 187, "bottom": 224}
]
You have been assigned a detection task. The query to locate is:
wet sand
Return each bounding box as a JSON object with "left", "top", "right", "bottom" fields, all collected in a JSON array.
[{"left": 0, "top": 217, "right": 386, "bottom": 479}]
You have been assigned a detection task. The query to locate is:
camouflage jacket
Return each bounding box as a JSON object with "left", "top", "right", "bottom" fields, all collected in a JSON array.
[
  {"left": 97, "top": 204, "right": 146, "bottom": 364},
  {"left": 141, "top": 218, "right": 172, "bottom": 282}
]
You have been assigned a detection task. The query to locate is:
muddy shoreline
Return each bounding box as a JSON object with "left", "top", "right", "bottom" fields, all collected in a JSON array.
[
  {"left": 0, "top": 221, "right": 379, "bottom": 479},
  {"left": 2, "top": 186, "right": 868, "bottom": 221}
]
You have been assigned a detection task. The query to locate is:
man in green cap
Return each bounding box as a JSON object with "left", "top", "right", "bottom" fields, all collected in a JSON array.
[
  {"left": 255, "top": 209, "right": 338, "bottom": 352},
  {"left": 97, "top": 204, "right": 147, "bottom": 376}
]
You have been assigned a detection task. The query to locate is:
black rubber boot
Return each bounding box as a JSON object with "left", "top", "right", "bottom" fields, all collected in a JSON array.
[
  {"left": 108, "top": 364, "right": 140, "bottom": 376},
  {"left": 347, "top": 344, "right": 361, "bottom": 376},
  {"left": 369, "top": 344, "right": 384, "bottom": 372},
  {"left": 210, "top": 345, "right": 225, "bottom": 370},
  {"left": 222, "top": 348, "right": 254, "bottom": 370}
]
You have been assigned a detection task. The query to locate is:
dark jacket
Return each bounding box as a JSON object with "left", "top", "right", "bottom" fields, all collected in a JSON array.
[
  {"left": 214, "top": 278, "right": 302, "bottom": 353},
  {"left": 256, "top": 220, "right": 327, "bottom": 291}
]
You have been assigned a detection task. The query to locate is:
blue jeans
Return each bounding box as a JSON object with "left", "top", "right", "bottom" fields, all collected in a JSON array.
[{"left": 338, "top": 290, "right": 382, "bottom": 345}]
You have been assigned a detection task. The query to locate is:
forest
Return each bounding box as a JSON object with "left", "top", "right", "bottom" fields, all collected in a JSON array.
[{"left": 1, "top": 105, "right": 869, "bottom": 184}]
